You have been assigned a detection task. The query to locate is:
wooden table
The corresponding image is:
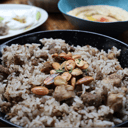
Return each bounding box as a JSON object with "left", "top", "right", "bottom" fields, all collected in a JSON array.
[{"left": 0, "top": 0, "right": 128, "bottom": 127}]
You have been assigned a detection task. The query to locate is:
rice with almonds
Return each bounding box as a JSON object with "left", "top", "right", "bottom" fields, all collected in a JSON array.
[{"left": 0, "top": 38, "right": 128, "bottom": 127}]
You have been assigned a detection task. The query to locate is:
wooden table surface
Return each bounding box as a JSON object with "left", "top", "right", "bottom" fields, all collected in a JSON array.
[{"left": 0, "top": 0, "right": 128, "bottom": 127}]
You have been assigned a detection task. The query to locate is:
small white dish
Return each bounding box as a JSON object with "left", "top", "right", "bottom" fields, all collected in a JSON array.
[{"left": 0, "top": 4, "right": 48, "bottom": 40}]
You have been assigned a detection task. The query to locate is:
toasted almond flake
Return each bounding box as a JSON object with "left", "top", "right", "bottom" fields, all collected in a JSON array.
[
  {"left": 52, "top": 62, "right": 60, "bottom": 70},
  {"left": 75, "top": 59, "right": 84, "bottom": 67},
  {"left": 59, "top": 52, "right": 67, "bottom": 58},
  {"left": 76, "top": 76, "right": 94, "bottom": 85},
  {"left": 81, "top": 61, "right": 89, "bottom": 69},
  {"left": 54, "top": 76, "right": 67, "bottom": 86},
  {"left": 50, "top": 70, "right": 56, "bottom": 74},
  {"left": 44, "top": 73, "right": 59, "bottom": 85},
  {"left": 52, "top": 53, "right": 58, "bottom": 57},
  {"left": 59, "top": 61, "right": 67, "bottom": 70},
  {"left": 72, "top": 55, "right": 81, "bottom": 59},
  {"left": 66, "top": 52, "right": 72, "bottom": 57},
  {"left": 71, "top": 68, "right": 83, "bottom": 76},
  {"left": 66, "top": 60, "right": 76, "bottom": 70},
  {"left": 71, "top": 77, "right": 76, "bottom": 87},
  {"left": 61, "top": 72, "right": 72, "bottom": 81},
  {"left": 31, "top": 86, "right": 49, "bottom": 95}
]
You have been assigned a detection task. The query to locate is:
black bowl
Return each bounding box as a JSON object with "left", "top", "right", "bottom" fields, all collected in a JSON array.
[{"left": 0, "top": 30, "right": 128, "bottom": 127}]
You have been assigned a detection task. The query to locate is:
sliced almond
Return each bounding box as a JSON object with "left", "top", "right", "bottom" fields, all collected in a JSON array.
[
  {"left": 61, "top": 72, "right": 72, "bottom": 81},
  {"left": 75, "top": 59, "right": 84, "bottom": 67},
  {"left": 59, "top": 61, "right": 67, "bottom": 70},
  {"left": 50, "top": 70, "right": 57, "bottom": 74},
  {"left": 66, "top": 52, "right": 72, "bottom": 57},
  {"left": 31, "top": 86, "right": 49, "bottom": 95},
  {"left": 76, "top": 76, "right": 94, "bottom": 85},
  {"left": 59, "top": 52, "right": 67, "bottom": 58},
  {"left": 52, "top": 53, "right": 58, "bottom": 58},
  {"left": 65, "top": 60, "right": 76, "bottom": 70},
  {"left": 52, "top": 62, "right": 60, "bottom": 70},
  {"left": 54, "top": 76, "right": 67, "bottom": 86},
  {"left": 71, "top": 68, "right": 83, "bottom": 76},
  {"left": 65, "top": 65, "right": 69, "bottom": 72},
  {"left": 44, "top": 73, "right": 59, "bottom": 85},
  {"left": 81, "top": 61, "right": 89, "bottom": 69},
  {"left": 71, "top": 77, "right": 76, "bottom": 87},
  {"left": 72, "top": 55, "right": 81, "bottom": 59}
]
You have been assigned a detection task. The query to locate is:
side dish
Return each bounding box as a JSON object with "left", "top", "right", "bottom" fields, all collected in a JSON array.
[
  {"left": 0, "top": 7, "right": 42, "bottom": 36},
  {"left": 68, "top": 5, "right": 128, "bottom": 22}
]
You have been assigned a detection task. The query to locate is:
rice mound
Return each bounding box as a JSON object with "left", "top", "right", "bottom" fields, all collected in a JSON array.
[{"left": 0, "top": 38, "right": 128, "bottom": 128}]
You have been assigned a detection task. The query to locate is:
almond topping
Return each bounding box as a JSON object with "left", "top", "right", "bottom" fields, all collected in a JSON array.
[{"left": 31, "top": 86, "right": 49, "bottom": 95}]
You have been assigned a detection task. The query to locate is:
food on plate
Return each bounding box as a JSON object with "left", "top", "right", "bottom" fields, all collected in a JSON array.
[
  {"left": 0, "top": 22, "right": 9, "bottom": 36},
  {"left": 0, "top": 7, "right": 41, "bottom": 36},
  {"left": 0, "top": 38, "right": 128, "bottom": 127},
  {"left": 13, "top": 16, "right": 26, "bottom": 23},
  {"left": 68, "top": 5, "right": 128, "bottom": 22},
  {"left": 1, "top": 8, "right": 41, "bottom": 30}
]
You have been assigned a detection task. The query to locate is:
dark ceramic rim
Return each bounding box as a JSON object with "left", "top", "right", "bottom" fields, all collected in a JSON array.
[
  {"left": 0, "top": 30, "right": 128, "bottom": 127},
  {"left": 58, "top": 0, "right": 128, "bottom": 24}
]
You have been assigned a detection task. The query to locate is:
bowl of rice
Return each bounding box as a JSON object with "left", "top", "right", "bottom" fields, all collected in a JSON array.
[{"left": 0, "top": 30, "right": 128, "bottom": 127}]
